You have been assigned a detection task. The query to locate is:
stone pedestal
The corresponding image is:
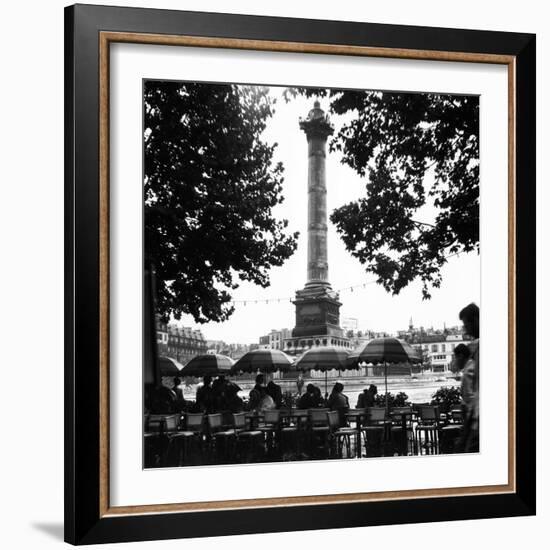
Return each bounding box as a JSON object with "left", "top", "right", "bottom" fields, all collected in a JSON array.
[{"left": 292, "top": 286, "right": 343, "bottom": 338}]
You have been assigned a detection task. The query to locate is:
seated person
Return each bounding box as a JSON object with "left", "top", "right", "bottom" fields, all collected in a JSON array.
[
  {"left": 266, "top": 380, "right": 283, "bottom": 408},
  {"left": 312, "top": 385, "right": 324, "bottom": 407},
  {"left": 149, "top": 382, "right": 178, "bottom": 414},
  {"left": 249, "top": 374, "right": 266, "bottom": 410},
  {"left": 224, "top": 382, "right": 244, "bottom": 413},
  {"left": 172, "top": 377, "right": 187, "bottom": 412},
  {"left": 257, "top": 386, "right": 276, "bottom": 411},
  {"left": 195, "top": 375, "right": 214, "bottom": 413},
  {"left": 298, "top": 384, "right": 318, "bottom": 409},
  {"left": 356, "top": 384, "right": 377, "bottom": 408},
  {"left": 327, "top": 382, "right": 350, "bottom": 426}
]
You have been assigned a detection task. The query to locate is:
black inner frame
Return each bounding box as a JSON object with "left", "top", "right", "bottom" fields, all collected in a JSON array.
[{"left": 65, "top": 4, "right": 536, "bottom": 545}]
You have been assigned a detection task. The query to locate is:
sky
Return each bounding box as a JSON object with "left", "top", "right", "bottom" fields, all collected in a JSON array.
[{"left": 173, "top": 86, "right": 480, "bottom": 344}]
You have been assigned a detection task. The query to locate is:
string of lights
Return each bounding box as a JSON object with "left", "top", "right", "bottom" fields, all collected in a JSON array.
[
  {"left": 228, "top": 278, "right": 378, "bottom": 306},
  {"left": 228, "top": 251, "right": 465, "bottom": 306}
]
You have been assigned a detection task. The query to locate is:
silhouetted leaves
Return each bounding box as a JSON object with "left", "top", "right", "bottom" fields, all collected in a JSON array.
[
  {"left": 145, "top": 82, "right": 298, "bottom": 323},
  {"left": 287, "top": 87, "right": 479, "bottom": 298}
]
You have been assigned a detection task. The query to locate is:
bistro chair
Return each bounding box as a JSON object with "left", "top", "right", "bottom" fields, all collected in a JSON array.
[
  {"left": 415, "top": 405, "right": 441, "bottom": 454},
  {"left": 143, "top": 414, "right": 163, "bottom": 468},
  {"left": 361, "top": 407, "right": 389, "bottom": 457},
  {"left": 308, "top": 408, "right": 331, "bottom": 458},
  {"left": 185, "top": 412, "right": 205, "bottom": 434},
  {"left": 145, "top": 414, "right": 189, "bottom": 467},
  {"left": 232, "top": 413, "right": 264, "bottom": 462},
  {"left": 327, "top": 411, "right": 357, "bottom": 458},
  {"left": 449, "top": 408, "right": 464, "bottom": 424},
  {"left": 164, "top": 413, "right": 197, "bottom": 466},
  {"left": 207, "top": 413, "right": 235, "bottom": 463},
  {"left": 345, "top": 408, "right": 368, "bottom": 458},
  {"left": 279, "top": 409, "right": 305, "bottom": 458},
  {"left": 389, "top": 406, "right": 414, "bottom": 455},
  {"left": 182, "top": 412, "right": 206, "bottom": 464},
  {"left": 257, "top": 409, "right": 281, "bottom": 455}
]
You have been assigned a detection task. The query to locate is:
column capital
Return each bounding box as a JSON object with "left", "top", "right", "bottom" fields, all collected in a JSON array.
[{"left": 299, "top": 100, "right": 334, "bottom": 140}]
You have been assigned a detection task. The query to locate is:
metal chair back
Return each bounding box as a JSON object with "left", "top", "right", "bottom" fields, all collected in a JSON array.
[
  {"left": 233, "top": 413, "right": 247, "bottom": 430},
  {"left": 309, "top": 408, "right": 330, "bottom": 426},
  {"left": 327, "top": 411, "right": 340, "bottom": 431},
  {"left": 263, "top": 409, "right": 280, "bottom": 425},
  {"left": 146, "top": 414, "right": 168, "bottom": 433},
  {"left": 367, "top": 407, "right": 387, "bottom": 423},
  {"left": 450, "top": 409, "right": 464, "bottom": 424},
  {"left": 207, "top": 413, "right": 223, "bottom": 432},
  {"left": 163, "top": 414, "right": 180, "bottom": 432},
  {"left": 185, "top": 413, "right": 204, "bottom": 432},
  {"left": 391, "top": 406, "right": 412, "bottom": 415},
  {"left": 418, "top": 405, "right": 439, "bottom": 423}
]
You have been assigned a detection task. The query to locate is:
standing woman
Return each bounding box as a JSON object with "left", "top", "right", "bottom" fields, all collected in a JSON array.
[{"left": 458, "top": 303, "right": 480, "bottom": 453}]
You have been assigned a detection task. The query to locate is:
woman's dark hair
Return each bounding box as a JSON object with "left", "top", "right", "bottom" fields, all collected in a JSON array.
[
  {"left": 332, "top": 382, "right": 344, "bottom": 394},
  {"left": 459, "top": 302, "right": 479, "bottom": 323},
  {"left": 454, "top": 343, "right": 471, "bottom": 358}
]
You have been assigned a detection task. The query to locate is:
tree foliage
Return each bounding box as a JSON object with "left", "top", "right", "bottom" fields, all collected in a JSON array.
[
  {"left": 287, "top": 88, "right": 479, "bottom": 298},
  {"left": 145, "top": 82, "right": 298, "bottom": 323}
]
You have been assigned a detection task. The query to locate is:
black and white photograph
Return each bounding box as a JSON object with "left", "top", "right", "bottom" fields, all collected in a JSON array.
[
  {"left": 143, "top": 80, "right": 481, "bottom": 468},
  {"left": 0, "top": 0, "right": 542, "bottom": 547}
]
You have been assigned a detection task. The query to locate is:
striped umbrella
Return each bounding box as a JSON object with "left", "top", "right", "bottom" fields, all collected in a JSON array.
[
  {"left": 295, "top": 346, "right": 351, "bottom": 397},
  {"left": 158, "top": 356, "right": 185, "bottom": 377},
  {"left": 180, "top": 354, "right": 234, "bottom": 378},
  {"left": 346, "top": 338, "right": 421, "bottom": 410},
  {"left": 231, "top": 349, "right": 293, "bottom": 375}
]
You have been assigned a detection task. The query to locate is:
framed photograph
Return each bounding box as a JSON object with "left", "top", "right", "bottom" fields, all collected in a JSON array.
[{"left": 65, "top": 4, "right": 536, "bottom": 545}]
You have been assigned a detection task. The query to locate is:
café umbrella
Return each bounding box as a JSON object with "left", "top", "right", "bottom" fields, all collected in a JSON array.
[
  {"left": 294, "top": 346, "right": 351, "bottom": 397},
  {"left": 346, "top": 338, "right": 421, "bottom": 410},
  {"left": 180, "top": 354, "right": 234, "bottom": 378},
  {"left": 158, "top": 356, "right": 185, "bottom": 377},
  {"left": 231, "top": 349, "right": 294, "bottom": 376}
]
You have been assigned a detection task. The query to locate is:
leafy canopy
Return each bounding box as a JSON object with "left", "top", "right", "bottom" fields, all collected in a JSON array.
[
  {"left": 287, "top": 88, "right": 479, "bottom": 298},
  {"left": 145, "top": 82, "right": 298, "bottom": 323}
]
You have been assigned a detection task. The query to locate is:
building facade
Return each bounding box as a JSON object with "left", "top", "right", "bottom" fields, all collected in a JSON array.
[
  {"left": 258, "top": 328, "right": 292, "bottom": 350},
  {"left": 156, "top": 320, "right": 207, "bottom": 364},
  {"left": 398, "top": 321, "right": 470, "bottom": 372}
]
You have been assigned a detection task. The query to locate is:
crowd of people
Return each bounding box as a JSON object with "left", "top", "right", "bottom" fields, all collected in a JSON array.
[
  {"left": 146, "top": 301, "right": 480, "bottom": 452},
  {"left": 147, "top": 370, "right": 370, "bottom": 428}
]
